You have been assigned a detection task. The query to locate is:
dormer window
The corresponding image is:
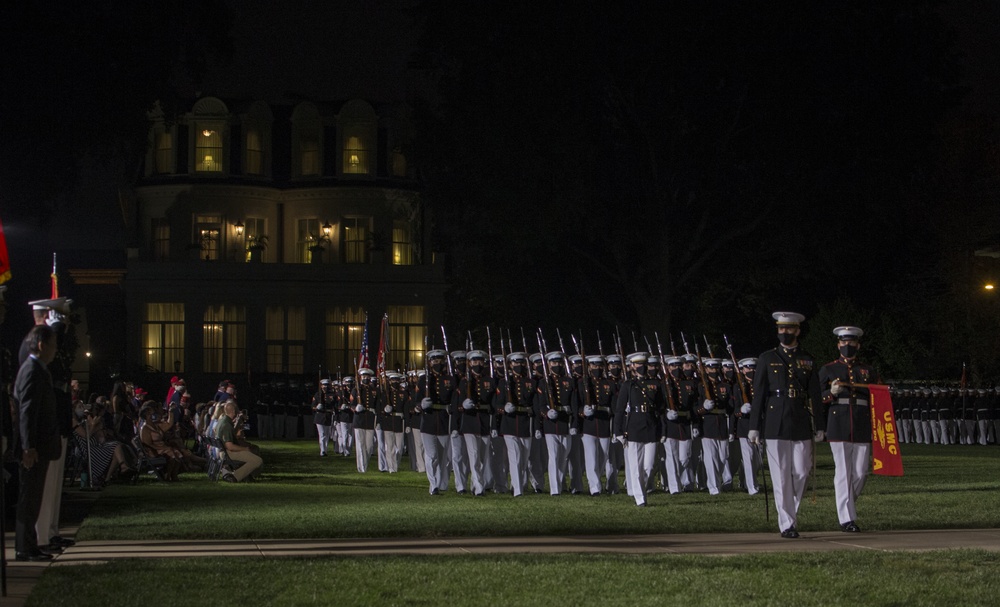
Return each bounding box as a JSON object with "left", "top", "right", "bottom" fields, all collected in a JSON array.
[
  {"left": 154, "top": 131, "right": 173, "bottom": 174},
  {"left": 338, "top": 100, "right": 377, "bottom": 177},
  {"left": 343, "top": 134, "right": 369, "bottom": 174},
  {"left": 291, "top": 102, "right": 323, "bottom": 178}
]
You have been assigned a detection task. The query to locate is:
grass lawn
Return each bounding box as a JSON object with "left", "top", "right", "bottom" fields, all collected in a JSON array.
[
  {"left": 28, "top": 550, "right": 1000, "bottom": 607},
  {"left": 75, "top": 440, "right": 1000, "bottom": 541}
]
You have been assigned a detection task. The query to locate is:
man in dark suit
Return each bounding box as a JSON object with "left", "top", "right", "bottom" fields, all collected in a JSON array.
[{"left": 14, "top": 324, "right": 61, "bottom": 561}]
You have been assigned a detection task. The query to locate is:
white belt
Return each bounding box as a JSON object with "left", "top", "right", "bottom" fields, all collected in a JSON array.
[{"left": 834, "top": 398, "right": 870, "bottom": 406}]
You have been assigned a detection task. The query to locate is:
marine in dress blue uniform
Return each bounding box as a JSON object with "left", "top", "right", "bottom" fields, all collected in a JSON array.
[{"left": 748, "top": 312, "right": 823, "bottom": 538}]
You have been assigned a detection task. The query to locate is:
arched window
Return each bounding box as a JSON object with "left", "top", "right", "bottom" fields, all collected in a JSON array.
[
  {"left": 191, "top": 97, "right": 229, "bottom": 174},
  {"left": 292, "top": 102, "right": 322, "bottom": 178},
  {"left": 338, "top": 100, "right": 377, "bottom": 176}
]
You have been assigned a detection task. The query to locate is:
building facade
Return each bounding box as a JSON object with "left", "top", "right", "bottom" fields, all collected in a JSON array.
[{"left": 123, "top": 96, "right": 444, "bottom": 399}]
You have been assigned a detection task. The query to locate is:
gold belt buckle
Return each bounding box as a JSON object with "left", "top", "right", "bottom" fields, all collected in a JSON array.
[{"left": 787, "top": 388, "right": 798, "bottom": 398}]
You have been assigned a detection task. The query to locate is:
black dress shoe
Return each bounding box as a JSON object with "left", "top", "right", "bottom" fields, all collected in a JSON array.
[
  {"left": 780, "top": 527, "right": 800, "bottom": 539},
  {"left": 43, "top": 543, "right": 64, "bottom": 553},
  {"left": 841, "top": 521, "right": 861, "bottom": 532},
  {"left": 51, "top": 536, "right": 75, "bottom": 547},
  {"left": 15, "top": 551, "right": 53, "bottom": 562}
]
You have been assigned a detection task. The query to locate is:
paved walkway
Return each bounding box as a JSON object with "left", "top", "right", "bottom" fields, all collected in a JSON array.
[{"left": 6, "top": 528, "right": 1000, "bottom": 606}]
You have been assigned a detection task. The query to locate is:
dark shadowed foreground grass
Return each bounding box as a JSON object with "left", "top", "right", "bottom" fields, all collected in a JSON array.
[
  {"left": 76, "top": 440, "right": 1000, "bottom": 540},
  {"left": 29, "top": 550, "right": 1000, "bottom": 607}
]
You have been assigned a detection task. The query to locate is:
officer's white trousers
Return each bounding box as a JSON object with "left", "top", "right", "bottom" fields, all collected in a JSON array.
[
  {"left": 702, "top": 438, "right": 729, "bottom": 495},
  {"left": 463, "top": 433, "right": 490, "bottom": 494},
  {"left": 625, "top": 441, "right": 658, "bottom": 506},
  {"left": 316, "top": 424, "right": 332, "bottom": 455},
  {"left": 766, "top": 439, "right": 812, "bottom": 533},
  {"left": 383, "top": 431, "right": 403, "bottom": 473},
  {"left": 354, "top": 428, "right": 374, "bottom": 473},
  {"left": 739, "top": 437, "right": 761, "bottom": 495}
]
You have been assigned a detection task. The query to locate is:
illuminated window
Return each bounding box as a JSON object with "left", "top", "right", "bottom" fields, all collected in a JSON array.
[
  {"left": 195, "top": 127, "right": 223, "bottom": 172},
  {"left": 203, "top": 305, "right": 246, "bottom": 373},
  {"left": 266, "top": 306, "right": 306, "bottom": 374},
  {"left": 387, "top": 305, "right": 426, "bottom": 371},
  {"left": 154, "top": 131, "right": 173, "bottom": 174},
  {"left": 392, "top": 220, "right": 414, "bottom": 266},
  {"left": 245, "top": 129, "right": 264, "bottom": 175},
  {"left": 152, "top": 218, "right": 170, "bottom": 261},
  {"left": 325, "top": 306, "right": 366, "bottom": 374},
  {"left": 142, "top": 303, "right": 184, "bottom": 373},
  {"left": 194, "top": 214, "right": 222, "bottom": 261},
  {"left": 343, "top": 217, "right": 369, "bottom": 264},
  {"left": 297, "top": 218, "right": 320, "bottom": 263},
  {"left": 343, "top": 134, "right": 370, "bottom": 174},
  {"left": 244, "top": 217, "right": 266, "bottom": 262}
]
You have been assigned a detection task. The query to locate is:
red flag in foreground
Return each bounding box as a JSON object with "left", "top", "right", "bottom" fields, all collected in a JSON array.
[
  {"left": 869, "top": 384, "right": 904, "bottom": 476},
  {"left": 0, "top": 215, "right": 11, "bottom": 284}
]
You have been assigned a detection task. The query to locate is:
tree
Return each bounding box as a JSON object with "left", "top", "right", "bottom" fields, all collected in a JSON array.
[{"left": 412, "top": 2, "right": 960, "bottom": 340}]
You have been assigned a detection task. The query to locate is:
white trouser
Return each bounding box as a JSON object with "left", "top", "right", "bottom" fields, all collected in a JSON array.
[
  {"left": 959, "top": 420, "right": 972, "bottom": 445},
  {"left": 504, "top": 436, "right": 531, "bottom": 496},
  {"left": 625, "top": 441, "right": 658, "bottom": 506},
  {"left": 912, "top": 419, "right": 924, "bottom": 444},
  {"left": 921, "top": 420, "right": 932, "bottom": 444},
  {"left": 37, "top": 437, "right": 67, "bottom": 545},
  {"left": 898, "top": 419, "right": 910, "bottom": 443},
  {"left": 409, "top": 428, "right": 426, "bottom": 472},
  {"left": 490, "top": 436, "right": 508, "bottom": 493},
  {"left": 739, "top": 438, "right": 761, "bottom": 495},
  {"left": 545, "top": 434, "right": 571, "bottom": 495},
  {"left": 337, "top": 421, "right": 354, "bottom": 455},
  {"left": 421, "top": 433, "right": 450, "bottom": 493},
  {"left": 979, "top": 420, "right": 990, "bottom": 446},
  {"left": 930, "top": 420, "right": 941, "bottom": 444},
  {"left": 766, "top": 439, "right": 813, "bottom": 533},
  {"left": 664, "top": 438, "right": 692, "bottom": 494},
  {"left": 376, "top": 426, "right": 387, "bottom": 471},
  {"left": 354, "top": 428, "right": 375, "bottom": 473},
  {"left": 937, "top": 420, "right": 950, "bottom": 445},
  {"left": 383, "top": 431, "right": 403, "bottom": 473},
  {"left": 702, "top": 438, "right": 729, "bottom": 495},
  {"left": 316, "top": 424, "right": 332, "bottom": 455},
  {"left": 829, "top": 441, "right": 869, "bottom": 525},
  {"left": 623, "top": 439, "right": 633, "bottom": 496},
  {"left": 450, "top": 433, "right": 470, "bottom": 492},
  {"left": 463, "top": 433, "right": 490, "bottom": 494},
  {"left": 581, "top": 434, "right": 610, "bottom": 495}
]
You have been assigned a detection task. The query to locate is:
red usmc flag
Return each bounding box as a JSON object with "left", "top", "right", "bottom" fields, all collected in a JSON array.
[
  {"left": 0, "top": 215, "right": 11, "bottom": 284},
  {"left": 869, "top": 384, "right": 903, "bottom": 476}
]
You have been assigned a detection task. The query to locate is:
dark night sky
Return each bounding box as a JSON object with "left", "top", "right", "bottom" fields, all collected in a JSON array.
[{"left": 2, "top": 2, "right": 1000, "bottom": 375}]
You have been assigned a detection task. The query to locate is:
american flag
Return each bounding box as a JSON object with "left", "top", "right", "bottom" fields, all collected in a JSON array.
[
  {"left": 376, "top": 312, "right": 390, "bottom": 376},
  {"left": 356, "top": 312, "right": 370, "bottom": 372}
]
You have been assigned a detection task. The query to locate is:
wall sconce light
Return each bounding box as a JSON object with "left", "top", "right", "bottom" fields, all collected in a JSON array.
[
  {"left": 234, "top": 220, "right": 245, "bottom": 237},
  {"left": 322, "top": 221, "right": 332, "bottom": 238}
]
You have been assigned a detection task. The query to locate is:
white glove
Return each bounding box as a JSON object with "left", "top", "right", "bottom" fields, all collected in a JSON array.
[
  {"left": 666, "top": 409, "right": 679, "bottom": 421},
  {"left": 614, "top": 435, "right": 625, "bottom": 445},
  {"left": 546, "top": 408, "right": 558, "bottom": 420},
  {"left": 728, "top": 433, "right": 736, "bottom": 443},
  {"left": 703, "top": 399, "right": 715, "bottom": 411},
  {"left": 404, "top": 427, "right": 411, "bottom": 434},
  {"left": 741, "top": 403, "right": 751, "bottom": 415},
  {"left": 692, "top": 427, "right": 701, "bottom": 439},
  {"left": 748, "top": 430, "right": 761, "bottom": 445},
  {"left": 504, "top": 402, "right": 515, "bottom": 414},
  {"left": 814, "top": 430, "right": 826, "bottom": 442},
  {"left": 355, "top": 404, "right": 365, "bottom": 413},
  {"left": 420, "top": 398, "right": 432, "bottom": 410},
  {"left": 534, "top": 430, "right": 542, "bottom": 440},
  {"left": 583, "top": 405, "right": 594, "bottom": 417},
  {"left": 384, "top": 405, "right": 392, "bottom": 414},
  {"left": 462, "top": 398, "right": 475, "bottom": 410},
  {"left": 659, "top": 435, "right": 667, "bottom": 444},
  {"left": 830, "top": 379, "right": 845, "bottom": 395},
  {"left": 491, "top": 429, "right": 498, "bottom": 438},
  {"left": 569, "top": 428, "right": 578, "bottom": 436},
  {"left": 451, "top": 430, "right": 459, "bottom": 438}
]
